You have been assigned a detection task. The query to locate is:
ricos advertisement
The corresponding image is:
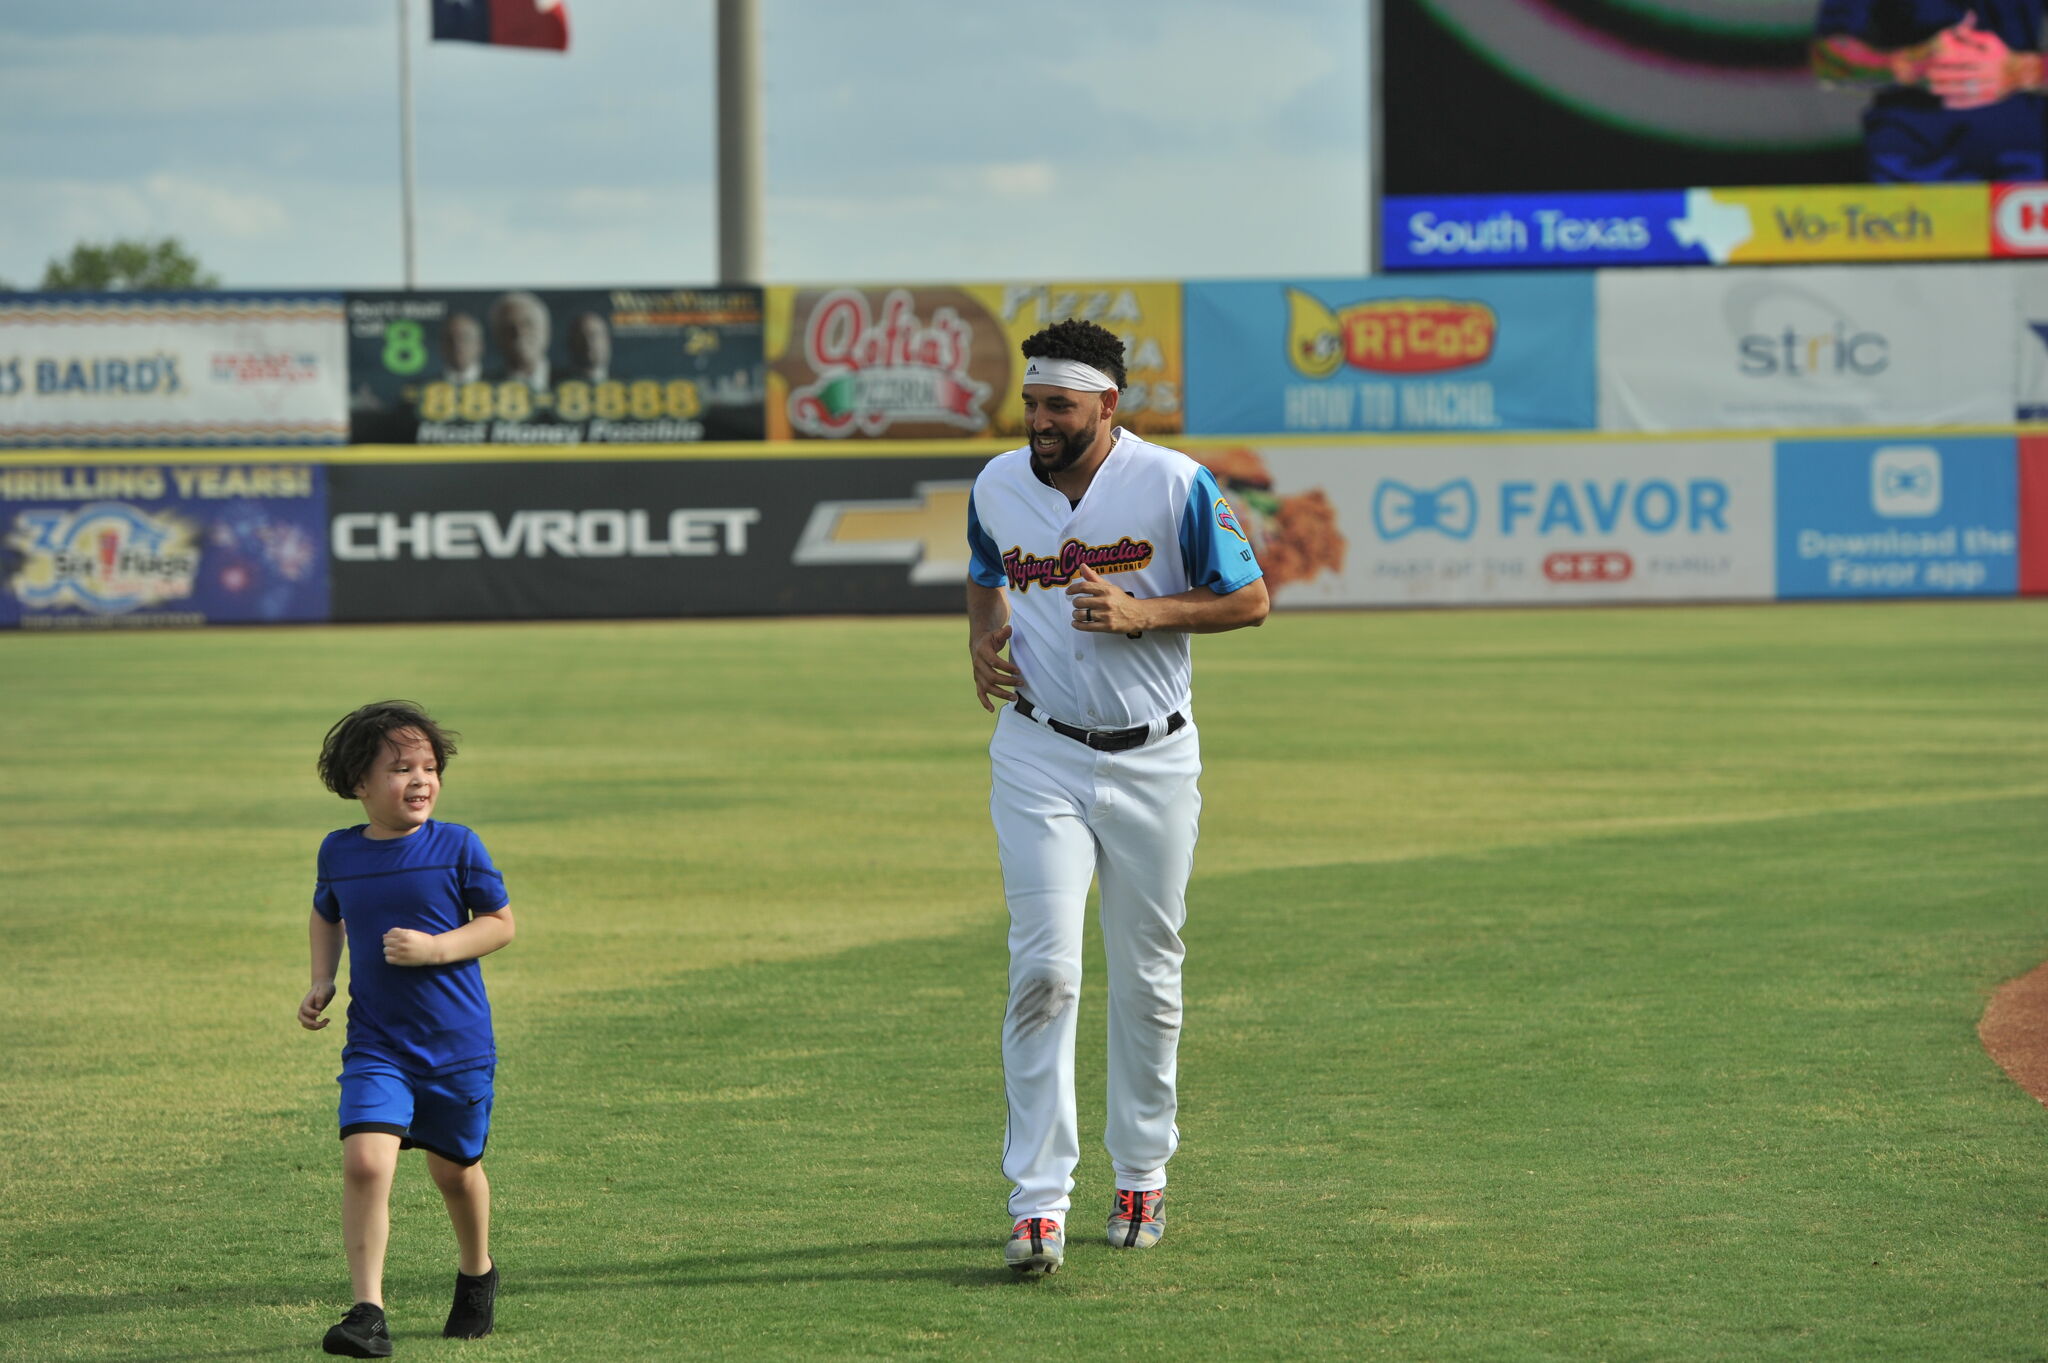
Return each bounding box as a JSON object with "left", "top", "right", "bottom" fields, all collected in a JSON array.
[
  {"left": 346, "top": 288, "right": 765, "bottom": 445},
  {"left": 0, "top": 463, "right": 329, "bottom": 628},
  {"left": 1184, "top": 275, "right": 1596, "bottom": 435},
  {"left": 1183, "top": 438, "right": 1774, "bottom": 607},
  {"left": 763, "top": 283, "right": 1182, "bottom": 441},
  {"left": 1598, "top": 265, "right": 2016, "bottom": 431},
  {"left": 1774, "top": 437, "right": 2017, "bottom": 598},
  {"left": 0, "top": 293, "right": 347, "bottom": 448}
]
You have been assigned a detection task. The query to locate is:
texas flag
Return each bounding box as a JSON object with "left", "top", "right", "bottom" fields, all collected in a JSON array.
[{"left": 431, "top": 0, "right": 570, "bottom": 52}]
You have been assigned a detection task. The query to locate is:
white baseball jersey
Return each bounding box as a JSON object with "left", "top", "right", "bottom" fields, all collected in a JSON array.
[{"left": 967, "top": 431, "right": 1263, "bottom": 731}]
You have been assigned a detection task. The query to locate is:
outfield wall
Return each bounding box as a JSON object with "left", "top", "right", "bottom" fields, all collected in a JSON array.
[
  {"left": 1, "top": 431, "right": 2041, "bottom": 628},
  {"left": 6, "top": 261, "right": 2048, "bottom": 625}
]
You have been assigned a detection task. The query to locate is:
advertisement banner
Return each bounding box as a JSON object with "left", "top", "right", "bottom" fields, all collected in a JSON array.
[
  {"left": 0, "top": 462, "right": 329, "bottom": 628},
  {"left": 1182, "top": 438, "right": 1774, "bottom": 607},
  {"left": 1183, "top": 275, "right": 1597, "bottom": 435},
  {"left": 1382, "top": 190, "right": 1707, "bottom": 271},
  {"left": 2017, "top": 436, "right": 2048, "bottom": 595},
  {"left": 1699, "top": 185, "right": 1988, "bottom": 265},
  {"left": 1991, "top": 183, "right": 2048, "bottom": 258},
  {"left": 327, "top": 455, "right": 990, "bottom": 622},
  {"left": 0, "top": 293, "right": 347, "bottom": 447},
  {"left": 762, "top": 282, "right": 1183, "bottom": 441},
  {"left": 346, "top": 288, "right": 765, "bottom": 445},
  {"left": 1598, "top": 265, "right": 2016, "bottom": 431},
  {"left": 2013, "top": 263, "right": 2048, "bottom": 420},
  {"left": 1774, "top": 437, "right": 2017, "bottom": 598}
]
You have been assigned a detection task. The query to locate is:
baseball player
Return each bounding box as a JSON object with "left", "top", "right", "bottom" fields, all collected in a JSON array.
[
  {"left": 964, "top": 319, "right": 1269, "bottom": 1277},
  {"left": 1814, "top": 1, "right": 2048, "bottom": 180}
]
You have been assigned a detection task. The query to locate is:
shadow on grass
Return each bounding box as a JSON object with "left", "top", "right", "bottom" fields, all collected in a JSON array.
[
  {"left": 9, "top": 1236, "right": 1031, "bottom": 1337},
  {"left": 498, "top": 1237, "right": 1031, "bottom": 1291}
]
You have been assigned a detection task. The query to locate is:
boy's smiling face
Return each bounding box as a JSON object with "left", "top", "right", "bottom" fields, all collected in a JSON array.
[{"left": 354, "top": 729, "right": 440, "bottom": 839}]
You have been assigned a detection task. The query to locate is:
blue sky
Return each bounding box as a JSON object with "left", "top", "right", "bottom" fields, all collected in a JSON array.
[{"left": 0, "top": 0, "right": 1372, "bottom": 290}]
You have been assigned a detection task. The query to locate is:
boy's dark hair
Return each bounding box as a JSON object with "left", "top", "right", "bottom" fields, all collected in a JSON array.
[
  {"left": 318, "top": 700, "right": 458, "bottom": 799},
  {"left": 1020, "top": 319, "right": 1127, "bottom": 390}
]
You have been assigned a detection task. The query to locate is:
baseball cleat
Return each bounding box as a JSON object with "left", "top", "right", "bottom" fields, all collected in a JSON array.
[
  {"left": 1004, "top": 1217, "right": 1064, "bottom": 1276},
  {"left": 1106, "top": 1188, "right": 1165, "bottom": 1249}
]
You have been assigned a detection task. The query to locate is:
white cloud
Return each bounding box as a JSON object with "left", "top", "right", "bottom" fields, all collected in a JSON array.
[
  {"left": 141, "top": 174, "right": 290, "bottom": 240},
  {"left": 978, "top": 162, "right": 1058, "bottom": 198}
]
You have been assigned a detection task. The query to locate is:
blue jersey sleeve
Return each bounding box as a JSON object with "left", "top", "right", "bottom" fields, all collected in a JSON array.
[
  {"left": 967, "top": 491, "right": 1006, "bottom": 588},
  {"left": 458, "top": 827, "right": 509, "bottom": 914},
  {"left": 313, "top": 832, "right": 343, "bottom": 923},
  {"left": 1179, "top": 466, "right": 1263, "bottom": 594}
]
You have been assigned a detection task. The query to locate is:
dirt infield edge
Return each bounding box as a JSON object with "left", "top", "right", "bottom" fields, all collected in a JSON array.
[{"left": 1980, "top": 961, "right": 2048, "bottom": 1106}]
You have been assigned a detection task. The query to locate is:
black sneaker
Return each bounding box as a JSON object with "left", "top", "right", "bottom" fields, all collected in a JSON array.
[
  {"left": 322, "top": 1302, "right": 392, "bottom": 1358},
  {"left": 443, "top": 1261, "right": 498, "bottom": 1339}
]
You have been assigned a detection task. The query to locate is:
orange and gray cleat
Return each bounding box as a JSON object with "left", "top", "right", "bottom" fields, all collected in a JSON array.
[
  {"left": 1106, "top": 1188, "right": 1164, "bottom": 1249},
  {"left": 1004, "top": 1217, "right": 1064, "bottom": 1276}
]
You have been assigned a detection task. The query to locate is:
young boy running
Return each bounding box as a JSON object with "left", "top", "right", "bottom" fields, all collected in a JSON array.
[{"left": 299, "top": 700, "right": 516, "bottom": 1357}]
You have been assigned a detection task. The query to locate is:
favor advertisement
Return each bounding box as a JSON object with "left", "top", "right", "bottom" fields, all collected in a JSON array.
[
  {"left": 1183, "top": 274, "right": 1597, "bottom": 435},
  {"left": 346, "top": 288, "right": 765, "bottom": 445},
  {"left": 0, "top": 462, "right": 329, "bottom": 628},
  {"left": 763, "top": 283, "right": 1183, "bottom": 441},
  {"left": 0, "top": 293, "right": 347, "bottom": 448},
  {"left": 1183, "top": 437, "right": 1775, "bottom": 607},
  {"left": 1775, "top": 437, "right": 2017, "bottom": 598}
]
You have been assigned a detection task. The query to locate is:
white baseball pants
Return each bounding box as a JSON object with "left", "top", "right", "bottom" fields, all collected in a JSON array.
[{"left": 989, "top": 702, "right": 1202, "bottom": 1223}]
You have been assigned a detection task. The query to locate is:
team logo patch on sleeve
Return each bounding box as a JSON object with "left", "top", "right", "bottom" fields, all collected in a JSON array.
[{"left": 1214, "top": 498, "right": 1247, "bottom": 543}]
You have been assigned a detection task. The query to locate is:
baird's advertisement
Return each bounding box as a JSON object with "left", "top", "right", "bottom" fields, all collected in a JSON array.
[
  {"left": 1182, "top": 438, "right": 1775, "bottom": 607},
  {"left": 346, "top": 288, "right": 765, "bottom": 445},
  {"left": 327, "top": 456, "right": 989, "bottom": 622},
  {"left": 0, "top": 463, "right": 329, "bottom": 629},
  {"left": 0, "top": 293, "right": 347, "bottom": 447}
]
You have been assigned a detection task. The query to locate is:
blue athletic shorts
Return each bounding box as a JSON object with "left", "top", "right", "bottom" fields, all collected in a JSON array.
[{"left": 337, "top": 1055, "right": 495, "bottom": 1166}]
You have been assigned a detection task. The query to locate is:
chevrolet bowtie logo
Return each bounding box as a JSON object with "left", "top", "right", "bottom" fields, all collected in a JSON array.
[
  {"left": 1372, "top": 477, "right": 1478, "bottom": 541},
  {"left": 792, "top": 481, "right": 973, "bottom": 584}
]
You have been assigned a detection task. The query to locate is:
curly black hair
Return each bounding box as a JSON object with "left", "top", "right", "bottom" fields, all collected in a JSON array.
[
  {"left": 1019, "top": 319, "right": 1127, "bottom": 390},
  {"left": 317, "top": 700, "right": 458, "bottom": 799}
]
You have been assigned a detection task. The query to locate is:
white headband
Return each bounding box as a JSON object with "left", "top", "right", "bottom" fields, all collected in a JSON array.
[{"left": 1021, "top": 356, "right": 1118, "bottom": 392}]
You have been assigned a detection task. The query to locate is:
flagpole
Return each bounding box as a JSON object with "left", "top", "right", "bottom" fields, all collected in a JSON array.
[
  {"left": 716, "top": 0, "right": 762, "bottom": 285},
  {"left": 398, "top": 0, "right": 419, "bottom": 288}
]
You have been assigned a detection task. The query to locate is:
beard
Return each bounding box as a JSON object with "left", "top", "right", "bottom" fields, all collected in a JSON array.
[{"left": 1029, "top": 415, "right": 1100, "bottom": 478}]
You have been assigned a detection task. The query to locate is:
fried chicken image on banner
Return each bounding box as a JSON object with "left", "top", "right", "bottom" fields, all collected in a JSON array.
[{"left": 1196, "top": 447, "right": 1345, "bottom": 589}]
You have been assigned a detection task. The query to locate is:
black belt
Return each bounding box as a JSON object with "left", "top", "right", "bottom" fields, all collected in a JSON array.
[{"left": 1016, "top": 698, "right": 1185, "bottom": 753}]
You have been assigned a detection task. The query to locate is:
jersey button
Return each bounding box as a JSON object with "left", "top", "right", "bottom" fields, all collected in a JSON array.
[{"left": 1073, "top": 650, "right": 1084, "bottom": 660}]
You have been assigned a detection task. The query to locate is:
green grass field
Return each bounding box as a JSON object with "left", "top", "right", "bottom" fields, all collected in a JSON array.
[{"left": 2, "top": 601, "right": 2045, "bottom": 1362}]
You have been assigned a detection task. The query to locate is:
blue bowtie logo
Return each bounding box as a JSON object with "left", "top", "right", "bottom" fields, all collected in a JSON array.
[
  {"left": 1880, "top": 465, "right": 1932, "bottom": 497},
  {"left": 1373, "top": 478, "right": 1478, "bottom": 541}
]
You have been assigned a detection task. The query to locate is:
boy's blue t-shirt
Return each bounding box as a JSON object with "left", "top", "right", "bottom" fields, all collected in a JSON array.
[{"left": 313, "top": 819, "right": 507, "bottom": 1077}]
